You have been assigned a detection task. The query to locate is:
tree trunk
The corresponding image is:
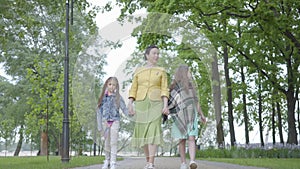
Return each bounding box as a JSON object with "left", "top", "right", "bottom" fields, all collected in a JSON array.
[
  {"left": 241, "top": 66, "right": 249, "bottom": 145},
  {"left": 14, "top": 125, "right": 24, "bottom": 156},
  {"left": 54, "top": 134, "right": 60, "bottom": 156},
  {"left": 296, "top": 79, "right": 300, "bottom": 143},
  {"left": 40, "top": 131, "right": 48, "bottom": 156},
  {"left": 276, "top": 101, "right": 284, "bottom": 144},
  {"left": 211, "top": 51, "right": 224, "bottom": 148},
  {"left": 224, "top": 45, "right": 236, "bottom": 146},
  {"left": 237, "top": 21, "right": 249, "bottom": 146},
  {"left": 272, "top": 101, "right": 276, "bottom": 145},
  {"left": 258, "top": 82, "right": 264, "bottom": 147},
  {"left": 57, "top": 132, "right": 62, "bottom": 156},
  {"left": 286, "top": 90, "right": 298, "bottom": 145},
  {"left": 286, "top": 54, "right": 298, "bottom": 145}
]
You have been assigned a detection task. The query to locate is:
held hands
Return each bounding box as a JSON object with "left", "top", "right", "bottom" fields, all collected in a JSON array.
[
  {"left": 162, "top": 97, "right": 169, "bottom": 116},
  {"left": 162, "top": 106, "right": 169, "bottom": 115},
  {"left": 128, "top": 103, "right": 135, "bottom": 116}
]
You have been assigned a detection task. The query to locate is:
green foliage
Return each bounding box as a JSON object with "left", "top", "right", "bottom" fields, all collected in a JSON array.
[
  {"left": 196, "top": 147, "right": 300, "bottom": 158},
  {"left": 0, "top": 119, "right": 16, "bottom": 147},
  {"left": 0, "top": 0, "right": 101, "bottom": 155},
  {"left": 1, "top": 0, "right": 300, "bottom": 157},
  {"left": 116, "top": 0, "right": 300, "bottom": 146}
]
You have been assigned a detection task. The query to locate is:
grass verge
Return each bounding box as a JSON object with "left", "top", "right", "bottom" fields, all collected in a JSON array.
[
  {"left": 205, "top": 158, "right": 300, "bottom": 169},
  {"left": 0, "top": 156, "right": 104, "bottom": 169},
  {"left": 1, "top": 155, "right": 299, "bottom": 169}
]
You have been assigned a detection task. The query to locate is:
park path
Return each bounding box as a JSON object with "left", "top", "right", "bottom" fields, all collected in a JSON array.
[{"left": 71, "top": 156, "right": 269, "bottom": 169}]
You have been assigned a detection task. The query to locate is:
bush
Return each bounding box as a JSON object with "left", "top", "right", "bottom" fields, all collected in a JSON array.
[{"left": 196, "top": 146, "right": 300, "bottom": 158}]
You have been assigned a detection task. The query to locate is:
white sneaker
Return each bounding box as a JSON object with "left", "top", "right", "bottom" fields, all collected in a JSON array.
[
  {"left": 148, "top": 163, "right": 155, "bottom": 169},
  {"left": 189, "top": 161, "right": 197, "bottom": 169},
  {"left": 180, "top": 163, "right": 187, "bottom": 169},
  {"left": 102, "top": 160, "right": 110, "bottom": 169},
  {"left": 110, "top": 162, "right": 117, "bottom": 169},
  {"left": 144, "top": 163, "right": 150, "bottom": 169}
]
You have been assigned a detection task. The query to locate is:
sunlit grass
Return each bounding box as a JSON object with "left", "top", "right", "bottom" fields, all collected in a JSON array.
[
  {"left": 0, "top": 156, "right": 104, "bottom": 169},
  {"left": 1, "top": 155, "right": 299, "bottom": 169},
  {"left": 204, "top": 158, "right": 300, "bottom": 169}
]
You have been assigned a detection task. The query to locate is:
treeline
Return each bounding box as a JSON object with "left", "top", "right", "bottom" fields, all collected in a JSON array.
[
  {"left": 0, "top": 0, "right": 299, "bottom": 157},
  {"left": 113, "top": 0, "right": 300, "bottom": 148},
  {"left": 0, "top": 0, "right": 103, "bottom": 156}
]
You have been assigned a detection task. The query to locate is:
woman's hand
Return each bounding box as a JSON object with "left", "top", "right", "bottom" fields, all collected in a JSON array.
[
  {"left": 128, "top": 98, "right": 135, "bottom": 116},
  {"left": 162, "top": 96, "right": 169, "bottom": 115}
]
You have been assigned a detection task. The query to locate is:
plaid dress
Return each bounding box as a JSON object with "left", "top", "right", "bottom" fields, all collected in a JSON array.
[{"left": 168, "top": 83, "right": 199, "bottom": 138}]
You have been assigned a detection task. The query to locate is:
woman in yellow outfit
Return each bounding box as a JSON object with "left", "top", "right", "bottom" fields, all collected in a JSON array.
[{"left": 128, "top": 45, "right": 169, "bottom": 169}]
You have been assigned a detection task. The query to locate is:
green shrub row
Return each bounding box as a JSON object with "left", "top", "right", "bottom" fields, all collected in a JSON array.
[{"left": 196, "top": 147, "right": 300, "bottom": 158}]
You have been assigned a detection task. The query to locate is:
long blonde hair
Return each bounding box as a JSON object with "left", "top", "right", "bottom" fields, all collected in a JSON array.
[
  {"left": 97, "top": 77, "right": 121, "bottom": 108},
  {"left": 170, "top": 64, "right": 197, "bottom": 96}
]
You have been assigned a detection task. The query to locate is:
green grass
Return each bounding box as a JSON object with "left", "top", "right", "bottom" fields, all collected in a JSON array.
[
  {"left": 1, "top": 156, "right": 299, "bottom": 169},
  {"left": 0, "top": 156, "right": 105, "bottom": 169},
  {"left": 204, "top": 158, "right": 300, "bottom": 169}
]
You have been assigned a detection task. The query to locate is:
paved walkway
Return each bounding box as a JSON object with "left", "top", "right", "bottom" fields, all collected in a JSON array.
[{"left": 71, "top": 156, "right": 268, "bottom": 169}]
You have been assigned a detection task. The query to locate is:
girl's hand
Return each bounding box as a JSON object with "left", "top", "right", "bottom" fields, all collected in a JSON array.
[
  {"left": 200, "top": 114, "right": 206, "bottom": 123},
  {"left": 128, "top": 103, "right": 135, "bottom": 115},
  {"left": 162, "top": 107, "right": 169, "bottom": 115}
]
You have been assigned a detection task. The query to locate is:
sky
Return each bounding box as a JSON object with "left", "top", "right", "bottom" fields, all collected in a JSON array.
[
  {"left": 0, "top": 63, "right": 5, "bottom": 77},
  {"left": 0, "top": 63, "right": 12, "bottom": 81},
  {"left": 87, "top": 0, "right": 146, "bottom": 81}
]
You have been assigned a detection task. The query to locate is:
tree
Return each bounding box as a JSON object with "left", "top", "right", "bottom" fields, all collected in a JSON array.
[
  {"left": 0, "top": 0, "right": 100, "bottom": 156},
  {"left": 114, "top": 0, "right": 300, "bottom": 146},
  {"left": 211, "top": 51, "right": 225, "bottom": 148}
]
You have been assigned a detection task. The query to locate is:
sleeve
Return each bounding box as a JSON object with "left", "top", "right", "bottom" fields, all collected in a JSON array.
[
  {"left": 119, "top": 96, "right": 129, "bottom": 116},
  {"left": 160, "top": 69, "right": 169, "bottom": 98},
  {"left": 128, "top": 71, "right": 138, "bottom": 100},
  {"left": 96, "top": 107, "right": 103, "bottom": 131}
]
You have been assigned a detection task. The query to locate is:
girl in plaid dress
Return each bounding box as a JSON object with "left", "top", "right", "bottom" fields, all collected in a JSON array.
[{"left": 168, "top": 65, "right": 206, "bottom": 169}]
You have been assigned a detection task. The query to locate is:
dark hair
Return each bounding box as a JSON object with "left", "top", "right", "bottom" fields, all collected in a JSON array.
[{"left": 144, "top": 45, "right": 159, "bottom": 60}]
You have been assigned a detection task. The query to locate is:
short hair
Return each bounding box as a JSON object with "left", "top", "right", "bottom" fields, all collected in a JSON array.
[{"left": 144, "top": 45, "right": 159, "bottom": 60}]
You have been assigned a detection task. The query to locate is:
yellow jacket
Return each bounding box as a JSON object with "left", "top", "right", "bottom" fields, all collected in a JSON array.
[{"left": 129, "top": 67, "right": 169, "bottom": 101}]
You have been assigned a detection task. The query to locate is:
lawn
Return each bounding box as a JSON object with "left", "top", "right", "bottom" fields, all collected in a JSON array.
[
  {"left": 1, "top": 156, "right": 299, "bottom": 169},
  {"left": 0, "top": 156, "right": 104, "bottom": 169},
  {"left": 204, "top": 158, "right": 300, "bottom": 169}
]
